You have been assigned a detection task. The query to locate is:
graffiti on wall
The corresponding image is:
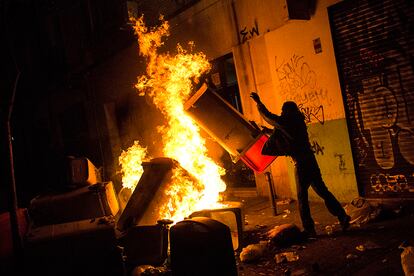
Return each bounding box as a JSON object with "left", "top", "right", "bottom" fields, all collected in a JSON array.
[
  {"left": 274, "top": 54, "right": 332, "bottom": 125},
  {"left": 310, "top": 140, "right": 324, "bottom": 155},
  {"left": 353, "top": 137, "right": 368, "bottom": 167},
  {"left": 345, "top": 39, "right": 414, "bottom": 170},
  {"left": 370, "top": 173, "right": 413, "bottom": 193},
  {"left": 301, "top": 105, "right": 325, "bottom": 125},
  {"left": 240, "top": 20, "right": 259, "bottom": 43},
  {"left": 334, "top": 153, "right": 347, "bottom": 171},
  {"left": 309, "top": 139, "right": 348, "bottom": 172},
  {"left": 351, "top": 72, "right": 414, "bottom": 171},
  {"left": 330, "top": 0, "right": 414, "bottom": 196}
]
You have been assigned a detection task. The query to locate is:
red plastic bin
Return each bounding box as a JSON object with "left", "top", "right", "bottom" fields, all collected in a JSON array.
[{"left": 239, "top": 134, "right": 277, "bottom": 173}]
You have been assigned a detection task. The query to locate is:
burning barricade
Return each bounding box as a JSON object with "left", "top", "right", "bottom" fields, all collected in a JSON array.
[
  {"left": 19, "top": 13, "right": 274, "bottom": 275},
  {"left": 24, "top": 156, "right": 242, "bottom": 276}
]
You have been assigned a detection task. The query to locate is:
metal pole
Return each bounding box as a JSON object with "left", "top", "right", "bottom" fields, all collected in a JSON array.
[
  {"left": 4, "top": 0, "right": 23, "bottom": 258},
  {"left": 265, "top": 171, "right": 277, "bottom": 216},
  {"left": 7, "top": 71, "right": 23, "bottom": 257},
  {"left": 230, "top": 0, "right": 241, "bottom": 45}
]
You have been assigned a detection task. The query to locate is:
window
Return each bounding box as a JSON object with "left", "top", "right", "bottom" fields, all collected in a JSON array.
[{"left": 207, "top": 53, "right": 243, "bottom": 113}]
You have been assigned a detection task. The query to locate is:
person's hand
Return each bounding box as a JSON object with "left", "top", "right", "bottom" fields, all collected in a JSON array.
[
  {"left": 261, "top": 125, "right": 273, "bottom": 135},
  {"left": 250, "top": 92, "right": 261, "bottom": 103}
]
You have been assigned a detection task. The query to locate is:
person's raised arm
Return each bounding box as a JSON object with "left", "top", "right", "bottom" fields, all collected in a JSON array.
[{"left": 250, "top": 92, "right": 280, "bottom": 126}]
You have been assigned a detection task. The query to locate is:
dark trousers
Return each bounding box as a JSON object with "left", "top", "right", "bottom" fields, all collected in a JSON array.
[{"left": 294, "top": 154, "right": 347, "bottom": 231}]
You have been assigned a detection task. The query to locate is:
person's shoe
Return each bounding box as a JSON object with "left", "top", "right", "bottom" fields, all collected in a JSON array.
[
  {"left": 302, "top": 228, "right": 317, "bottom": 239},
  {"left": 340, "top": 215, "right": 351, "bottom": 231}
]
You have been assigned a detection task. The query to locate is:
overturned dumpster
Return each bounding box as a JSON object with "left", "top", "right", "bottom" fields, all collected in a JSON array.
[{"left": 185, "top": 82, "right": 277, "bottom": 173}]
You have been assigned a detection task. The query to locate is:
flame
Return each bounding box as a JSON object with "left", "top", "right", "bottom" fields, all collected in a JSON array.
[
  {"left": 119, "top": 15, "right": 226, "bottom": 222},
  {"left": 157, "top": 168, "right": 204, "bottom": 222},
  {"left": 119, "top": 141, "right": 149, "bottom": 190}
]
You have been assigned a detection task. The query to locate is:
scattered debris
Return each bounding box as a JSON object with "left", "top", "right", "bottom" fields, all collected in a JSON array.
[
  {"left": 275, "top": 251, "right": 299, "bottom": 264},
  {"left": 290, "top": 268, "right": 308, "bottom": 276},
  {"left": 131, "top": 265, "right": 168, "bottom": 276},
  {"left": 240, "top": 241, "right": 269, "bottom": 263},
  {"left": 281, "top": 209, "right": 291, "bottom": 218},
  {"left": 325, "top": 225, "right": 333, "bottom": 235},
  {"left": 356, "top": 245, "right": 365, "bottom": 252},
  {"left": 355, "top": 241, "right": 382, "bottom": 253},
  {"left": 290, "top": 245, "right": 306, "bottom": 250},
  {"left": 344, "top": 197, "right": 382, "bottom": 225},
  {"left": 267, "top": 224, "right": 302, "bottom": 247},
  {"left": 277, "top": 199, "right": 293, "bottom": 205},
  {"left": 283, "top": 268, "right": 291, "bottom": 275},
  {"left": 255, "top": 224, "right": 267, "bottom": 230},
  {"left": 346, "top": 253, "right": 358, "bottom": 260}
]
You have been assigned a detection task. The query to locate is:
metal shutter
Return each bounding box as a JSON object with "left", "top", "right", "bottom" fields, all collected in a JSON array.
[{"left": 329, "top": 0, "right": 414, "bottom": 198}]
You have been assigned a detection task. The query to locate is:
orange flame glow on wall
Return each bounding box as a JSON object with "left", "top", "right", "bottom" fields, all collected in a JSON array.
[{"left": 119, "top": 16, "right": 226, "bottom": 223}]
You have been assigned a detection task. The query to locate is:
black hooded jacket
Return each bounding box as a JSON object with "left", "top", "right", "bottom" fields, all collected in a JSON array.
[{"left": 256, "top": 102, "right": 313, "bottom": 160}]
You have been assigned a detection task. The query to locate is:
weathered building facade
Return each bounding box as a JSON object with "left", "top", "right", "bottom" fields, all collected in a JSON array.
[
  {"left": 140, "top": 0, "right": 414, "bottom": 202},
  {"left": 3, "top": 0, "right": 413, "bottom": 210}
]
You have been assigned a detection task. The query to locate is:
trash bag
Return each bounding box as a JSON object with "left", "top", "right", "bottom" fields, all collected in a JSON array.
[
  {"left": 267, "top": 224, "right": 302, "bottom": 247},
  {"left": 343, "top": 197, "right": 381, "bottom": 225},
  {"left": 401, "top": 246, "right": 414, "bottom": 276},
  {"left": 239, "top": 241, "right": 268, "bottom": 263},
  {"left": 275, "top": 251, "right": 300, "bottom": 263},
  {"left": 131, "top": 265, "right": 168, "bottom": 276}
]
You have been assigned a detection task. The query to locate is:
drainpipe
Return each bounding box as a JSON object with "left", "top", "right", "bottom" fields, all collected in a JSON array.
[
  {"left": 230, "top": 0, "right": 259, "bottom": 114},
  {"left": 4, "top": 0, "right": 24, "bottom": 261},
  {"left": 230, "top": 0, "right": 241, "bottom": 45}
]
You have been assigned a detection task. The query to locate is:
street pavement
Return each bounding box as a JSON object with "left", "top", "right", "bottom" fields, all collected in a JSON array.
[{"left": 234, "top": 196, "right": 414, "bottom": 276}]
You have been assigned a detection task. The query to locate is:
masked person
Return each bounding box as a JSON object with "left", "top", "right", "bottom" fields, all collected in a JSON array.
[{"left": 250, "top": 92, "right": 350, "bottom": 237}]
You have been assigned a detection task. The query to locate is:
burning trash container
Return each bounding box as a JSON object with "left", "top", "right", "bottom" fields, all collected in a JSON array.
[
  {"left": 116, "top": 157, "right": 240, "bottom": 271},
  {"left": 116, "top": 157, "right": 199, "bottom": 230},
  {"left": 184, "top": 83, "right": 276, "bottom": 173}
]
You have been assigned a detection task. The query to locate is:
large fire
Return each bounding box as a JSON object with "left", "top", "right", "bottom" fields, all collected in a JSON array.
[{"left": 118, "top": 16, "right": 226, "bottom": 223}]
